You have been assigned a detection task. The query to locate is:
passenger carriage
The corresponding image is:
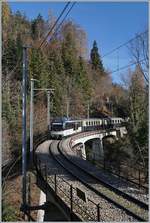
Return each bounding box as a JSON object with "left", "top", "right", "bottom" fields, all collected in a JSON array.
[{"left": 50, "top": 117, "right": 125, "bottom": 139}]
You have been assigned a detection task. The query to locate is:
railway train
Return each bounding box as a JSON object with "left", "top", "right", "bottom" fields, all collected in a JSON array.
[{"left": 50, "top": 116, "right": 125, "bottom": 139}]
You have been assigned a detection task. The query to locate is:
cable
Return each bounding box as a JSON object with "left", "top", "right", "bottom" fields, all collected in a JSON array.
[
  {"left": 102, "top": 30, "right": 148, "bottom": 58},
  {"left": 109, "top": 58, "right": 145, "bottom": 74},
  {"left": 108, "top": 58, "right": 149, "bottom": 84},
  {"left": 39, "top": 2, "right": 71, "bottom": 48},
  {"left": 44, "top": 2, "right": 76, "bottom": 46}
]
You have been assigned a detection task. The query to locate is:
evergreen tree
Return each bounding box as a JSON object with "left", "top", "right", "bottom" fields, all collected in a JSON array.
[
  {"left": 77, "top": 56, "right": 91, "bottom": 101},
  {"left": 90, "top": 40, "right": 104, "bottom": 72},
  {"left": 31, "top": 14, "right": 45, "bottom": 40}
]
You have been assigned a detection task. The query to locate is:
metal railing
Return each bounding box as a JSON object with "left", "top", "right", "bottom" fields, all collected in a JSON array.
[
  {"left": 68, "top": 132, "right": 148, "bottom": 190},
  {"left": 33, "top": 132, "right": 102, "bottom": 221},
  {"left": 98, "top": 159, "right": 148, "bottom": 189},
  {"left": 35, "top": 155, "right": 101, "bottom": 221}
]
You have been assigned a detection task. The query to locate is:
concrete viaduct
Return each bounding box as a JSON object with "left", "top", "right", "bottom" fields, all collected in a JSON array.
[{"left": 69, "top": 126, "right": 127, "bottom": 161}]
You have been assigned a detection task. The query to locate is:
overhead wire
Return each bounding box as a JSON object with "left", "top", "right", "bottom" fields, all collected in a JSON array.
[
  {"left": 108, "top": 58, "right": 146, "bottom": 74},
  {"left": 102, "top": 30, "right": 148, "bottom": 58},
  {"left": 109, "top": 58, "right": 149, "bottom": 83},
  {"left": 43, "top": 1, "right": 76, "bottom": 48},
  {"left": 39, "top": 1, "right": 71, "bottom": 48}
]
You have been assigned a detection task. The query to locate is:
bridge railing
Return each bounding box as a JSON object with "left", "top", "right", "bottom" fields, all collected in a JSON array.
[
  {"left": 33, "top": 132, "right": 102, "bottom": 221},
  {"left": 68, "top": 132, "right": 148, "bottom": 190},
  {"left": 35, "top": 156, "right": 101, "bottom": 221},
  {"left": 85, "top": 156, "right": 148, "bottom": 190}
]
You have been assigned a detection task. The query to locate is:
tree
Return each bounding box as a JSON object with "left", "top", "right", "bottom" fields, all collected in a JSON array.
[
  {"left": 31, "top": 14, "right": 45, "bottom": 41},
  {"left": 127, "top": 65, "right": 148, "bottom": 170},
  {"left": 90, "top": 40, "right": 104, "bottom": 72},
  {"left": 2, "top": 2, "right": 11, "bottom": 42},
  {"left": 129, "top": 31, "right": 149, "bottom": 84}
]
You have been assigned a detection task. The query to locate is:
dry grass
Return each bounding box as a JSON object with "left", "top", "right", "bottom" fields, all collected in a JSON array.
[{"left": 3, "top": 171, "right": 41, "bottom": 221}]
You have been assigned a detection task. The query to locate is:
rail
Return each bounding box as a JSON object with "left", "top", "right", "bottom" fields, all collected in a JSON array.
[
  {"left": 33, "top": 132, "right": 101, "bottom": 221},
  {"left": 32, "top": 130, "right": 148, "bottom": 221},
  {"left": 35, "top": 156, "right": 101, "bottom": 221},
  {"left": 69, "top": 131, "right": 148, "bottom": 189}
]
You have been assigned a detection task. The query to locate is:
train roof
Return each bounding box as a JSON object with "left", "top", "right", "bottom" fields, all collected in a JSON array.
[
  {"left": 51, "top": 117, "right": 124, "bottom": 124},
  {"left": 51, "top": 117, "right": 82, "bottom": 124}
]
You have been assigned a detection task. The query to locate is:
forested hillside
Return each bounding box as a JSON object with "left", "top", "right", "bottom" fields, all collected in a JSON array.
[
  {"left": 2, "top": 2, "right": 148, "bottom": 173},
  {"left": 2, "top": 2, "right": 148, "bottom": 221}
]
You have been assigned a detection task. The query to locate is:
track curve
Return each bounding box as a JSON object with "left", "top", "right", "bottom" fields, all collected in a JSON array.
[{"left": 49, "top": 139, "right": 148, "bottom": 222}]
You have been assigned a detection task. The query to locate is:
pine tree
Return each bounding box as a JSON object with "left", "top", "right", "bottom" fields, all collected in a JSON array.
[
  {"left": 31, "top": 14, "right": 45, "bottom": 40},
  {"left": 90, "top": 40, "right": 104, "bottom": 72}
]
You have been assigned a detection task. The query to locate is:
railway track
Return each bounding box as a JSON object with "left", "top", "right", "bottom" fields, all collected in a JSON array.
[{"left": 49, "top": 140, "right": 148, "bottom": 222}]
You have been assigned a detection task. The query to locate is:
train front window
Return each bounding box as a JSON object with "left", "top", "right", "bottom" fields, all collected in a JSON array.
[{"left": 51, "top": 123, "right": 63, "bottom": 131}]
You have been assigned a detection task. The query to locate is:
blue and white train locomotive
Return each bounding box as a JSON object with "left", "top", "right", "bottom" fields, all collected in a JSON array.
[{"left": 50, "top": 116, "right": 125, "bottom": 139}]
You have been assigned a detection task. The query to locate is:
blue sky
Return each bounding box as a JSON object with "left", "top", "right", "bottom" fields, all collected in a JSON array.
[{"left": 8, "top": 1, "right": 148, "bottom": 83}]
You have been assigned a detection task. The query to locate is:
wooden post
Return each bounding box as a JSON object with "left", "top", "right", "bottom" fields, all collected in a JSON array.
[
  {"left": 118, "top": 164, "right": 121, "bottom": 178},
  {"left": 45, "top": 165, "right": 47, "bottom": 195},
  {"left": 54, "top": 174, "right": 57, "bottom": 194},
  {"left": 139, "top": 169, "right": 141, "bottom": 188},
  {"left": 97, "top": 203, "right": 100, "bottom": 221},
  {"left": 28, "top": 173, "right": 31, "bottom": 221},
  {"left": 70, "top": 185, "right": 73, "bottom": 220}
]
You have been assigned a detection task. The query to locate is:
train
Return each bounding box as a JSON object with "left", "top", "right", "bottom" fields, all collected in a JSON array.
[{"left": 50, "top": 116, "right": 125, "bottom": 139}]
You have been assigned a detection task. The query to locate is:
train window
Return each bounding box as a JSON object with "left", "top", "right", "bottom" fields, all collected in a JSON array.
[
  {"left": 86, "top": 121, "right": 88, "bottom": 126},
  {"left": 74, "top": 123, "right": 78, "bottom": 130},
  {"left": 65, "top": 122, "right": 74, "bottom": 129},
  {"left": 51, "top": 123, "right": 63, "bottom": 131}
]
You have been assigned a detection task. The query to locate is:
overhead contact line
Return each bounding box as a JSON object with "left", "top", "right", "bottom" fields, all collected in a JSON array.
[
  {"left": 102, "top": 30, "right": 148, "bottom": 58},
  {"left": 39, "top": 2, "right": 71, "bottom": 48},
  {"left": 43, "top": 2, "right": 76, "bottom": 48}
]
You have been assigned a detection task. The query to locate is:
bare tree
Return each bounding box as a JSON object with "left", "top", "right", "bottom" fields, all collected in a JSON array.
[{"left": 128, "top": 30, "right": 149, "bottom": 84}]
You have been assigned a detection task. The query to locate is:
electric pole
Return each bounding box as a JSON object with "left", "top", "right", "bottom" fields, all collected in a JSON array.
[
  {"left": 30, "top": 79, "right": 34, "bottom": 165},
  {"left": 30, "top": 79, "right": 39, "bottom": 165},
  {"left": 22, "top": 46, "right": 28, "bottom": 207},
  {"left": 47, "top": 90, "right": 50, "bottom": 130},
  {"left": 87, "top": 102, "right": 90, "bottom": 119},
  {"left": 66, "top": 98, "right": 70, "bottom": 118}
]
